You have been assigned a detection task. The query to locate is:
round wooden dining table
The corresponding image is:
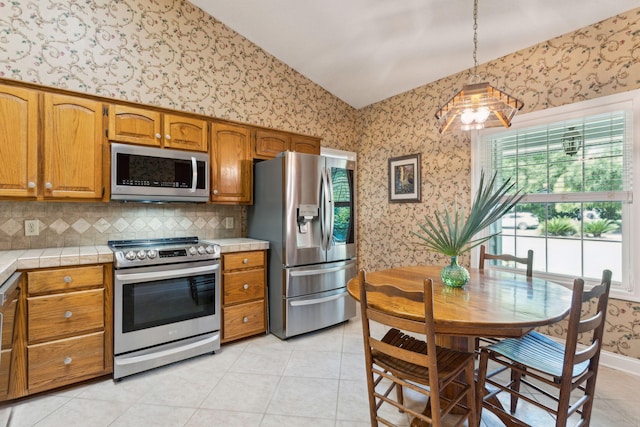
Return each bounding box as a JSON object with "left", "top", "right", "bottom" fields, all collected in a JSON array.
[
  {"left": 347, "top": 265, "right": 574, "bottom": 426},
  {"left": 347, "top": 265, "right": 573, "bottom": 349}
]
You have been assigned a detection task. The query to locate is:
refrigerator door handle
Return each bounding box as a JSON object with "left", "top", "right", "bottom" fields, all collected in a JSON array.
[
  {"left": 326, "top": 167, "right": 335, "bottom": 249},
  {"left": 320, "top": 167, "right": 331, "bottom": 250},
  {"left": 289, "top": 264, "right": 352, "bottom": 276},
  {"left": 289, "top": 292, "right": 348, "bottom": 307}
]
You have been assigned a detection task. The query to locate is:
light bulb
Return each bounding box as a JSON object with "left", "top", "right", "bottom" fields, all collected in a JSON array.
[
  {"left": 461, "top": 108, "right": 475, "bottom": 125},
  {"left": 475, "top": 107, "right": 490, "bottom": 123}
]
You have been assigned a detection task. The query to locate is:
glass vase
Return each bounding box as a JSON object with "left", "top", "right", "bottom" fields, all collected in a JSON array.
[{"left": 440, "top": 256, "right": 470, "bottom": 288}]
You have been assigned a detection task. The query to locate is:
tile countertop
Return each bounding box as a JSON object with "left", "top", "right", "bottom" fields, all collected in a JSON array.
[{"left": 0, "top": 238, "right": 269, "bottom": 285}]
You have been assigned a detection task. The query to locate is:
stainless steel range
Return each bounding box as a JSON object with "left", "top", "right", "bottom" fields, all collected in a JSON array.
[{"left": 109, "top": 237, "right": 221, "bottom": 380}]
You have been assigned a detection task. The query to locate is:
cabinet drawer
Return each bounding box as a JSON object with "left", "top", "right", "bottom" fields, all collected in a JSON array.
[
  {"left": 28, "top": 289, "right": 104, "bottom": 343},
  {"left": 27, "top": 332, "right": 105, "bottom": 391},
  {"left": 223, "top": 269, "right": 265, "bottom": 305},
  {"left": 223, "top": 300, "right": 265, "bottom": 341},
  {"left": 223, "top": 251, "right": 265, "bottom": 271},
  {"left": 27, "top": 265, "right": 104, "bottom": 295}
]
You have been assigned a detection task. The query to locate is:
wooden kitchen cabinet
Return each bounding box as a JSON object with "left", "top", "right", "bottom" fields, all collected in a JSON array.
[
  {"left": 108, "top": 104, "right": 208, "bottom": 152},
  {"left": 0, "top": 84, "right": 39, "bottom": 198},
  {"left": 254, "top": 129, "right": 321, "bottom": 159},
  {"left": 43, "top": 93, "right": 105, "bottom": 200},
  {"left": 210, "top": 122, "right": 253, "bottom": 203},
  {"left": 221, "top": 250, "right": 267, "bottom": 343},
  {"left": 291, "top": 134, "right": 321, "bottom": 155},
  {"left": 5, "top": 264, "right": 113, "bottom": 399}
]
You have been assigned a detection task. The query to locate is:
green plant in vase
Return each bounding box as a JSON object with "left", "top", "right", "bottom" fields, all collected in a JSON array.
[{"left": 413, "top": 171, "right": 523, "bottom": 287}]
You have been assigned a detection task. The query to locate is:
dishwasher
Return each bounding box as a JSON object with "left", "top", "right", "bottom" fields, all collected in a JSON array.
[{"left": 0, "top": 272, "right": 21, "bottom": 400}]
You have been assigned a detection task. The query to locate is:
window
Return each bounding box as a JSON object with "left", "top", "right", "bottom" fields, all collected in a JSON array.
[{"left": 472, "top": 90, "right": 640, "bottom": 301}]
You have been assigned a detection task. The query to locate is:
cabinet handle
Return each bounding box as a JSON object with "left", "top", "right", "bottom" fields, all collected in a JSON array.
[
  {"left": 64, "top": 275, "right": 73, "bottom": 283},
  {"left": 155, "top": 133, "right": 162, "bottom": 139},
  {"left": 243, "top": 316, "right": 249, "bottom": 323},
  {"left": 45, "top": 182, "right": 53, "bottom": 189},
  {"left": 165, "top": 134, "right": 171, "bottom": 140},
  {"left": 27, "top": 181, "right": 36, "bottom": 189},
  {"left": 243, "top": 258, "right": 249, "bottom": 264},
  {"left": 64, "top": 357, "right": 72, "bottom": 365},
  {"left": 243, "top": 283, "right": 249, "bottom": 290},
  {"left": 213, "top": 189, "right": 218, "bottom": 195},
  {"left": 64, "top": 310, "right": 72, "bottom": 318}
]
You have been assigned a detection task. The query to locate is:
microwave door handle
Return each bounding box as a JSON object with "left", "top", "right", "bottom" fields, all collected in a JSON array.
[{"left": 190, "top": 157, "right": 197, "bottom": 193}]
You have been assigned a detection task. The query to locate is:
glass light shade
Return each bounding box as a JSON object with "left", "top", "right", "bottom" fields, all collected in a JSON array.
[{"left": 435, "top": 82, "right": 524, "bottom": 134}]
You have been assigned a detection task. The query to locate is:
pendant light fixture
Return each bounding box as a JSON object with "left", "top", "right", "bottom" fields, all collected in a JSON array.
[{"left": 435, "top": 0, "right": 523, "bottom": 134}]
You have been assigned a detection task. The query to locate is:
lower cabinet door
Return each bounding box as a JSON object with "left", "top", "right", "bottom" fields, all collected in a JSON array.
[
  {"left": 27, "top": 332, "right": 104, "bottom": 391},
  {"left": 223, "top": 300, "right": 265, "bottom": 342}
]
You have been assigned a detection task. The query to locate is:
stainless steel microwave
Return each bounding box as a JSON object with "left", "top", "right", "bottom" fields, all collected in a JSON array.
[{"left": 111, "top": 143, "right": 209, "bottom": 202}]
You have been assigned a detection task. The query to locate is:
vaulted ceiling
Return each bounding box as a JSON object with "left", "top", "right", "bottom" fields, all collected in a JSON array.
[{"left": 190, "top": 0, "right": 640, "bottom": 108}]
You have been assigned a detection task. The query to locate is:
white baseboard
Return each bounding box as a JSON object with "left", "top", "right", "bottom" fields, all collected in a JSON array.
[{"left": 599, "top": 349, "right": 640, "bottom": 376}]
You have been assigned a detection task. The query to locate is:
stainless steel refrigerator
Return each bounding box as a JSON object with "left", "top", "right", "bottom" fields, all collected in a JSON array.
[{"left": 247, "top": 151, "right": 357, "bottom": 339}]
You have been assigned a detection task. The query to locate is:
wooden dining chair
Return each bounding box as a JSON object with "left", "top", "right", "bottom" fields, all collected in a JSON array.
[
  {"left": 479, "top": 244, "right": 533, "bottom": 277},
  {"left": 358, "top": 270, "right": 476, "bottom": 426},
  {"left": 477, "top": 245, "right": 534, "bottom": 349},
  {"left": 475, "top": 269, "right": 612, "bottom": 427}
]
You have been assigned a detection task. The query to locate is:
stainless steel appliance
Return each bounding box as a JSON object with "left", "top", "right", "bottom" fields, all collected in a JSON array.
[
  {"left": 111, "top": 143, "right": 209, "bottom": 202},
  {"left": 109, "top": 237, "right": 220, "bottom": 379},
  {"left": 248, "top": 151, "right": 357, "bottom": 339}
]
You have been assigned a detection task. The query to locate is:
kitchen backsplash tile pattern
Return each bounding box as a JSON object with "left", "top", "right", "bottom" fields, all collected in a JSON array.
[
  {"left": 0, "top": 202, "right": 244, "bottom": 249},
  {"left": 0, "top": 1, "right": 638, "bottom": 360}
]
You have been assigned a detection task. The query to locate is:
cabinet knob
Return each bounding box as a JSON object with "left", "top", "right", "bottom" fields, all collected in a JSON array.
[
  {"left": 45, "top": 182, "right": 53, "bottom": 189},
  {"left": 243, "top": 258, "right": 249, "bottom": 264},
  {"left": 64, "top": 275, "right": 73, "bottom": 283},
  {"left": 155, "top": 133, "right": 162, "bottom": 139},
  {"left": 64, "top": 357, "right": 72, "bottom": 365},
  {"left": 165, "top": 134, "right": 171, "bottom": 140},
  {"left": 243, "top": 283, "right": 249, "bottom": 290},
  {"left": 243, "top": 316, "right": 249, "bottom": 323},
  {"left": 213, "top": 189, "right": 218, "bottom": 195},
  {"left": 64, "top": 310, "right": 73, "bottom": 318},
  {"left": 27, "top": 181, "right": 36, "bottom": 189}
]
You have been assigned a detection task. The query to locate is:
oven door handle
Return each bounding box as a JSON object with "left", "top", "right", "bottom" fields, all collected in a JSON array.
[{"left": 116, "top": 264, "right": 219, "bottom": 284}]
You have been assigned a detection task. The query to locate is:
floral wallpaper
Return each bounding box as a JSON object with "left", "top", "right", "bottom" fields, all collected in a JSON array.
[
  {"left": 356, "top": 8, "right": 640, "bottom": 359},
  {"left": 0, "top": 0, "right": 638, "bottom": 360}
]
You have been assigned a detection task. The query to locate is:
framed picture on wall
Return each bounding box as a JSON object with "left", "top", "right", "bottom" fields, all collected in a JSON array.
[{"left": 388, "top": 153, "right": 421, "bottom": 203}]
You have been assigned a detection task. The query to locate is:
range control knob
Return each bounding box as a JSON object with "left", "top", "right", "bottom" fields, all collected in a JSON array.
[
  {"left": 125, "top": 251, "right": 136, "bottom": 261},
  {"left": 205, "top": 245, "right": 219, "bottom": 255},
  {"left": 197, "top": 246, "right": 206, "bottom": 255},
  {"left": 137, "top": 250, "right": 147, "bottom": 260},
  {"left": 147, "top": 249, "right": 157, "bottom": 259},
  {"left": 188, "top": 246, "right": 197, "bottom": 255}
]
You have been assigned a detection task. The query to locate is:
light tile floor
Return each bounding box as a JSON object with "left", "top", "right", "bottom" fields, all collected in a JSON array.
[{"left": 0, "top": 315, "right": 638, "bottom": 426}]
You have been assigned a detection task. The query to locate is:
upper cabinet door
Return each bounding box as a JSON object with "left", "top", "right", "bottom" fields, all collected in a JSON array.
[
  {"left": 43, "top": 93, "right": 104, "bottom": 199},
  {"left": 108, "top": 104, "right": 162, "bottom": 147},
  {"left": 254, "top": 129, "right": 291, "bottom": 159},
  {"left": 211, "top": 123, "right": 252, "bottom": 204},
  {"left": 0, "top": 84, "right": 39, "bottom": 198},
  {"left": 164, "top": 114, "right": 208, "bottom": 152},
  {"left": 291, "top": 135, "right": 321, "bottom": 155}
]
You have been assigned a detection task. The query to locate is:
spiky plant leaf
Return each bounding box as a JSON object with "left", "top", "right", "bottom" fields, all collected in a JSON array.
[{"left": 412, "top": 171, "right": 523, "bottom": 256}]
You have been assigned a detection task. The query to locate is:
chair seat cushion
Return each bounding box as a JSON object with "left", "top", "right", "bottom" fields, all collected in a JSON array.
[
  {"left": 372, "top": 328, "right": 473, "bottom": 385},
  {"left": 485, "top": 331, "right": 589, "bottom": 380}
]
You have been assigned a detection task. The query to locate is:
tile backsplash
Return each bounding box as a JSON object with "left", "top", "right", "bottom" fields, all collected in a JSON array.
[{"left": 0, "top": 201, "right": 244, "bottom": 249}]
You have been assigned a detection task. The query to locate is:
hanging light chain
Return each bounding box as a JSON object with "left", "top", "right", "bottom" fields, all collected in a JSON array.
[{"left": 472, "top": 0, "right": 479, "bottom": 80}]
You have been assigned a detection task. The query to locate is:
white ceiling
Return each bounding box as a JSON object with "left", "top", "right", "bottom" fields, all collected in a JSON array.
[{"left": 190, "top": 0, "right": 640, "bottom": 109}]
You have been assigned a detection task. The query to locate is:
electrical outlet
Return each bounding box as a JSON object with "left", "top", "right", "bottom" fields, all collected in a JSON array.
[
  {"left": 25, "top": 219, "right": 39, "bottom": 236},
  {"left": 224, "top": 217, "right": 234, "bottom": 229}
]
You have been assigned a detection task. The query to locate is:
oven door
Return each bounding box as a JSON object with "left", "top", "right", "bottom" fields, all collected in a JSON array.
[{"left": 114, "top": 260, "right": 220, "bottom": 355}]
